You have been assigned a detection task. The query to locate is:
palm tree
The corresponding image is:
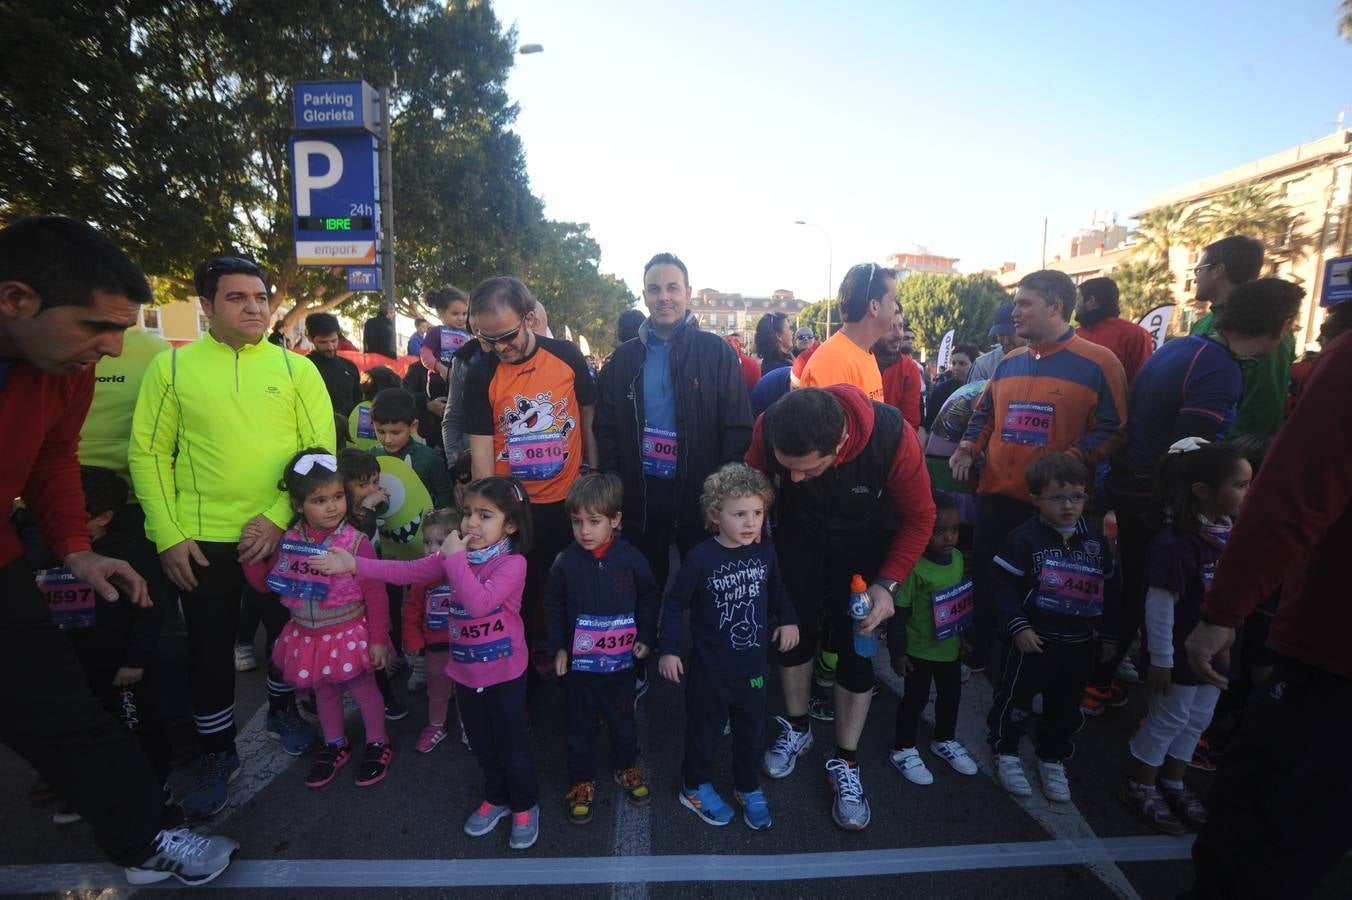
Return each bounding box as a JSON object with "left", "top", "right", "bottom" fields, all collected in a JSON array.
[
  {"left": 1341, "top": 0, "right": 1352, "bottom": 43},
  {"left": 1188, "top": 183, "right": 1291, "bottom": 244},
  {"left": 1130, "top": 203, "right": 1192, "bottom": 264}
]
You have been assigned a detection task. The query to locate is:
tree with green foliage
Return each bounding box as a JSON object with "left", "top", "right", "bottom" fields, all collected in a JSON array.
[
  {"left": 898, "top": 273, "right": 1004, "bottom": 357},
  {"left": 1112, "top": 259, "right": 1176, "bottom": 321},
  {"left": 1131, "top": 204, "right": 1192, "bottom": 264},
  {"left": 0, "top": 0, "right": 632, "bottom": 350},
  {"left": 795, "top": 298, "right": 837, "bottom": 340}
]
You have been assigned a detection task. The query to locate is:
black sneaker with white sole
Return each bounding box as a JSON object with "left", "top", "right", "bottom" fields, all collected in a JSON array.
[{"left": 124, "top": 827, "right": 239, "bottom": 886}]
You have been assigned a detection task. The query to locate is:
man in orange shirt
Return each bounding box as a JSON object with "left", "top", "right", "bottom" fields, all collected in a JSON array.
[{"left": 800, "top": 263, "right": 897, "bottom": 402}]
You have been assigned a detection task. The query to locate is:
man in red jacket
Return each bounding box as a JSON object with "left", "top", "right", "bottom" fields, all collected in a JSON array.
[
  {"left": 1075, "top": 276, "right": 1155, "bottom": 386},
  {"left": 0, "top": 217, "right": 237, "bottom": 884},
  {"left": 1182, "top": 330, "right": 1352, "bottom": 899},
  {"left": 747, "top": 384, "right": 935, "bottom": 831}
]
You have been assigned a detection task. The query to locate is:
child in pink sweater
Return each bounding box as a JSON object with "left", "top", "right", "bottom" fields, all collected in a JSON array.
[
  {"left": 243, "top": 450, "right": 393, "bottom": 789},
  {"left": 315, "top": 476, "right": 540, "bottom": 850}
]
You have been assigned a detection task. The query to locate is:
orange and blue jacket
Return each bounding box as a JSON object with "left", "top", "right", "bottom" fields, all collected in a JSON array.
[{"left": 963, "top": 329, "right": 1128, "bottom": 502}]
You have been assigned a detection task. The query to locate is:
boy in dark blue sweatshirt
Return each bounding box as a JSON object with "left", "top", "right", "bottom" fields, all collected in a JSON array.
[
  {"left": 658, "top": 464, "right": 799, "bottom": 831},
  {"left": 986, "top": 453, "right": 1120, "bottom": 805},
  {"left": 545, "top": 473, "right": 661, "bottom": 826}
]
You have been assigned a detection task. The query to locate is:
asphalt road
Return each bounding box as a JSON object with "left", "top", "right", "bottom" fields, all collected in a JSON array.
[{"left": 3, "top": 635, "right": 1351, "bottom": 899}]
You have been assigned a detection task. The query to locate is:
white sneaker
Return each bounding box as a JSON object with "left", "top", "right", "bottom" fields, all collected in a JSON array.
[
  {"left": 762, "top": 716, "right": 813, "bottom": 779},
  {"left": 825, "top": 759, "right": 871, "bottom": 830},
  {"left": 997, "top": 753, "right": 1032, "bottom": 797},
  {"left": 1038, "top": 760, "right": 1071, "bottom": 802},
  {"left": 407, "top": 653, "right": 427, "bottom": 692},
  {"left": 1031, "top": 693, "right": 1044, "bottom": 716},
  {"left": 889, "top": 748, "right": 933, "bottom": 785},
  {"left": 1116, "top": 656, "right": 1142, "bottom": 684},
  {"left": 233, "top": 644, "right": 257, "bottom": 673},
  {"left": 929, "top": 739, "right": 978, "bottom": 775}
]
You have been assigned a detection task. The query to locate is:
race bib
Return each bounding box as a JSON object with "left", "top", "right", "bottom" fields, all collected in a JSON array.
[
  {"left": 39, "top": 568, "right": 97, "bottom": 630},
  {"left": 931, "top": 579, "right": 974, "bottom": 641},
  {"left": 640, "top": 425, "right": 677, "bottom": 480},
  {"left": 424, "top": 583, "right": 452, "bottom": 632},
  {"left": 1001, "top": 401, "right": 1054, "bottom": 448},
  {"left": 448, "top": 601, "right": 515, "bottom": 664},
  {"left": 437, "top": 327, "right": 468, "bottom": 363},
  {"left": 1035, "top": 557, "right": 1104, "bottom": 618},
  {"left": 1201, "top": 562, "right": 1216, "bottom": 594},
  {"left": 356, "top": 405, "right": 376, "bottom": 440},
  {"left": 266, "top": 540, "right": 330, "bottom": 602},
  {"left": 506, "top": 431, "right": 565, "bottom": 481},
  {"left": 570, "top": 613, "right": 637, "bottom": 673}
]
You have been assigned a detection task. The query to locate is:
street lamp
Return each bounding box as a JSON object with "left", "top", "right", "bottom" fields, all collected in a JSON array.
[{"left": 794, "top": 220, "right": 835, "bottom": 336}]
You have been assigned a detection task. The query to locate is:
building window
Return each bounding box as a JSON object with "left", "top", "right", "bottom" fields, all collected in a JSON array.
[
  {"left": 198, "top": 312, "right": 211, "bottom": 337},
  {"left": 140, "top": 307, "right": 162, "bottom": 334}
]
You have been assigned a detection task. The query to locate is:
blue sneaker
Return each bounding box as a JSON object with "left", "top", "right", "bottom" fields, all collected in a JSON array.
[
  {"left": 266, "top": 706, "right": 318, "bottom": 756},
  {"left": 181, "top": 751, "right": 241, "bottom": 820},
  {"left": 735, "top": 788, "right": 772, "bottom": 830},
  {"left": 679, "top": 783, "right": 734, "bottom": 826}
]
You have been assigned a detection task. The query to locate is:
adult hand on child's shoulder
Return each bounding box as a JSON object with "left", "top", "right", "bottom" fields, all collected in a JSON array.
[{"left": 658, "top": 654, "right": 684, "bottom": 683}]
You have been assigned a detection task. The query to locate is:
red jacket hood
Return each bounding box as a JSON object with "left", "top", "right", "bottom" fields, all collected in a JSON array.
[{"left": 823, "top": 383, "right": 875, "bottom": 465}]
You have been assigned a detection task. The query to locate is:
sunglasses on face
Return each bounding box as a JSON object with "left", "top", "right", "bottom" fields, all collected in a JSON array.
[{"left": 475, "top": 322, "right": 524, "bottom": 346}]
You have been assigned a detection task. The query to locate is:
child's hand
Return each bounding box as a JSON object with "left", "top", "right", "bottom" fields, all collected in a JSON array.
[
  {"left": 311, "top": 548, "right": 356, "bottom": 575},
  {"left": 773, "top": 624, "right": 799, "bottom": 652},
  {"left": 1097, "top": 641, "right": 1118, "bottom": 664},
  {"left": 441, "top": 529, "right": 470, "bottom": 556},
  {"left": 1013, "top": 630, "right": 1044, "bottom": 654},
  {"left": 362, "top": 487, "right": 390, "bottom": 511},
  {"left": 658, "top": 654, "right": 684, "bottom": 683},
  {"left": 1146, "top": 665, "right": 1172, "bottom": 695},
  {"left": 112, "top": 666, "right": 144, "bottom": 687},
  {"left": 554, "top": 649, "right": 569, "bottom": 677},
  {"left": 633, "top": 641, "right": 651, "bottom": 660},
  {"left": 369, "top": 643, "right": 389, "bottom": 670},
  {"left": 891, "top": 655, "right": 913, "bottom": 678}
]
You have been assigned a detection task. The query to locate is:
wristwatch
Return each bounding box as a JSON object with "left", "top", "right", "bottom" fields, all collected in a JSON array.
[{"left": 872, "top": 578, "right": 901, "bottom": 599}]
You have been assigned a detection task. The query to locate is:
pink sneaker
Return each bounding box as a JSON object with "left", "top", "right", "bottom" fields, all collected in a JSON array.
[{"left": 416, "top": 724, "right": 447, "bottom": 754}]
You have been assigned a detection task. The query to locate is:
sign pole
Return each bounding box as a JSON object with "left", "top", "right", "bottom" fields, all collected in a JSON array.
[{"left": 379, "top": 85, "right": 396, "bottom": 312}]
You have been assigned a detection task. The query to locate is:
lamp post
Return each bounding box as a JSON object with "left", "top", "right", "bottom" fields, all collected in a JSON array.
[{"left": 794, "top": 220, "right": 835, "bottom": 336}]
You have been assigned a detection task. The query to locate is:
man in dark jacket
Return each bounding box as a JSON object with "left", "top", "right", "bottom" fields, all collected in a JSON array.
[
  {"left": 305, "top": 312, "right": 362, "bottom": 417},
  {"left": 362, "top": 304, "right": 398, "bottom": 359},
  {"left": 595, "top": 253, "right": 754, "bottom": 598}
]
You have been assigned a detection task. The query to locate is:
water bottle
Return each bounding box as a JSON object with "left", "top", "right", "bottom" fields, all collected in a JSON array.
[{"left": 848, "top": 574, "right": 878, "bottom": 659}]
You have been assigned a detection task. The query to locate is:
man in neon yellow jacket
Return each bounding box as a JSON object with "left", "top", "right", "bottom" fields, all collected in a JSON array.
[
  {"left": 79, "top": 327, "right": 170, "bottom": 487},
  {"left": 129, "top": 256, "right": 334, "bottom": 819}
]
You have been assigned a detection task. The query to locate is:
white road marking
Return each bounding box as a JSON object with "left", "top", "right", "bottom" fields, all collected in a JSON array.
[
  {"left": 872, "top": 655, "right": 1143, "bottom": 900},
  {"left": 0, "top": 834, "right": 1195, "bottom": 893},
  {"left": 609, "top": 686, "right": 652, "bottom": 900}
]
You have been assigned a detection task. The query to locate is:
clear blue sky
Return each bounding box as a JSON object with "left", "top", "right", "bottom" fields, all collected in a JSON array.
[{"left": 491, "top": 0, "right": 1351, "bottom": 301}]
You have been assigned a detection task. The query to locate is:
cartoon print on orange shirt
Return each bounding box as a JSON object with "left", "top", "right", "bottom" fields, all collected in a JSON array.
[{"left": 497, "top": 392, "right": 575, "bottom": 482}]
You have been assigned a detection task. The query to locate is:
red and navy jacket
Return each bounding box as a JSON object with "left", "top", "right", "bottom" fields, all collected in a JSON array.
[
  {"left": 964, "top": 329, "right": 1128, "bottom": 503},
  {"left": 992, "top": 515, "right": 1121, "bottom": 644},
  {"left": 543, "top": 537, "right": 662, "bottom": 657}
]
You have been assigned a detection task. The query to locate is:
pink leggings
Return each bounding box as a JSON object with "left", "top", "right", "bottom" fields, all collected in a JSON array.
[
  {"left": 426, "top": 650, "right": 454, "bottom": 727},
  {"left": 314, "top": 671, "right": 387, "bottom": 745}
]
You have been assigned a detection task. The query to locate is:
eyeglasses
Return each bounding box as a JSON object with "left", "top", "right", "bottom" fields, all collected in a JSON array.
[
  {"left": 1035, "top": 493, "right": 1089, "bottom": 506},
  {"left": 475, "top": 322, "right": 524, "bottom": 346},
  {"left": 1192, "top": 262, "right": 1216, "bottom": 274}
]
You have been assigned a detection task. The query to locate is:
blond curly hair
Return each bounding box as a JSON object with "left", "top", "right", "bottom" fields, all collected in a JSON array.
[{"left": 700, "top": 463, "right": 775, "bottom": 525}]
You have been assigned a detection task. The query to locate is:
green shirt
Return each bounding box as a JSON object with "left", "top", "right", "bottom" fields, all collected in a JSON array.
[
  {"left": 129, "top": 332, "right": 336, "bottom": 552},
  {"left": 370, "top": 440, "right": 453, "bottom": 509},
  {"left": 80, "top": 329, "right": 171, "bottom": 487},
  {"left": 894, "top": 551, "right": 966, "bottom": 663},
  {"left": 1190, "top": 311, "right": 1295, "bottom": 438}
]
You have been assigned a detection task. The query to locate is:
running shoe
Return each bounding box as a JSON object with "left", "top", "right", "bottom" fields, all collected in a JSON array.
[
  {"left": 614, "top": 767, "right": 651, "bottom": 805},
  {"left": 930, "top": 739, "right": 979, "bottom": 775},
  {"left": 265, "top": 706, "right": 318, "bottom": 756},
  {"left": 304, "top": 741, "right": 351, "bottom": 788},
  {"left": 679, "top": 783, "right": 734, "bottom": 826},
  {"left": 123, "top": 827, "right": 239, "bottom": 886},
  {"left": 996, "top": 753, "right": 1032, "bottom": 798},
  {"left": 464, "top": 801, "right": 510, "bottom": 837},
  {"left": 181, "top": 751, "right": 241, "bottom": 819},
  {"left": 808, "top": 696, "right": 835, "bottom": 722},
  {"left": 889, "top": 748, "right": 933, "bottom": 785},
  {"left": 1080, "top": 682, "right": 1127, "bottom": 717},
  {"left": 406, "top": 653, "right": 427, "bottom": 692},
  {"left": 1038, "top": 759, "right": 1071, "bottom": 802},
  {"left": 1160, "top": 784, "right": 1208, "bottom": 830},
  {"left": 735, "top": 788, "right": 772, "bottom": 830},
  {"left": 1119, "top": 778, "right": 1186, "bottom": 835},
  {"left": 825, "top": 759, "right": 870, "bottom": 830},
  {"left": 233, "top": 643, "right": 258, "bottom": 673},
  {"left": 1116, "top": 656, "right": 1143, "bottom": 684},
  {"left": 1188, "top": 739, "right": 1219, "bottom": 773},
  {"left": 384, "top": 697, "right": 410, "bottom": 721},
  {"left": 763, "top": 716, "right": 813, "bottom": 779},
  {"left": 416, "top": 724, "right": 447, "bottom": 753},
  {"left": 509, "top": 806, "right": 540, "bottom": 850},
  {"left": 566, "top": 781, "right": 595, "bottom": 825},
  {"left": 353, "top": 741, "right": 393, "bottom": 786}
]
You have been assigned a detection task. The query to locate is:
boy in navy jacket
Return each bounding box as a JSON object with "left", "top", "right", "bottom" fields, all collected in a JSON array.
[
  {"left": 986, "top": 453, "right": 1120, "bottom": 805},
  {"left": 545, "top": 473, "right": 661, "bottom": 826}
]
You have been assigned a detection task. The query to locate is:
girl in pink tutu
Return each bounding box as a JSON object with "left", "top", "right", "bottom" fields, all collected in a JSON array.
[{"left": 244, "top": 449, "right": 393, "bottom": 789}]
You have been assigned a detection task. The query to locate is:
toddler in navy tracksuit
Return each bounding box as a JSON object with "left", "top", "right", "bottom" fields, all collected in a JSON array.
[
  {"left": 545, "top": 473, "right": 661, "bottom": 825},
  {"left": 986, "top": 453, "right": 1120, "bottom": 804},
  {"left": 658, "top": 463, "right": 799, "bottom": 831}
]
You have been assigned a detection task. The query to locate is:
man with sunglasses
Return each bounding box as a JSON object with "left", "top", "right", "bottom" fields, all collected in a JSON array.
[
  {"left": 1188, "top": 235, "right": 1293, "bottom": 439},
  {"left": 799, "top": 263, "right": 897, "bottom": 403},
  {"left": 949, "top": 270, "right": 1128, "bottom": 675},
  {"left": 464, "top": 276, "right": 598, "bottom": 684},
  {"left": 594, "top": 253, "right": 754, "bottom": 698},
  {"left": 130, "top": 255, "right": 335, "bottom": 818},
  {"left": 1087, "top": 278, "right": 1303, "bottom": 712}
]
